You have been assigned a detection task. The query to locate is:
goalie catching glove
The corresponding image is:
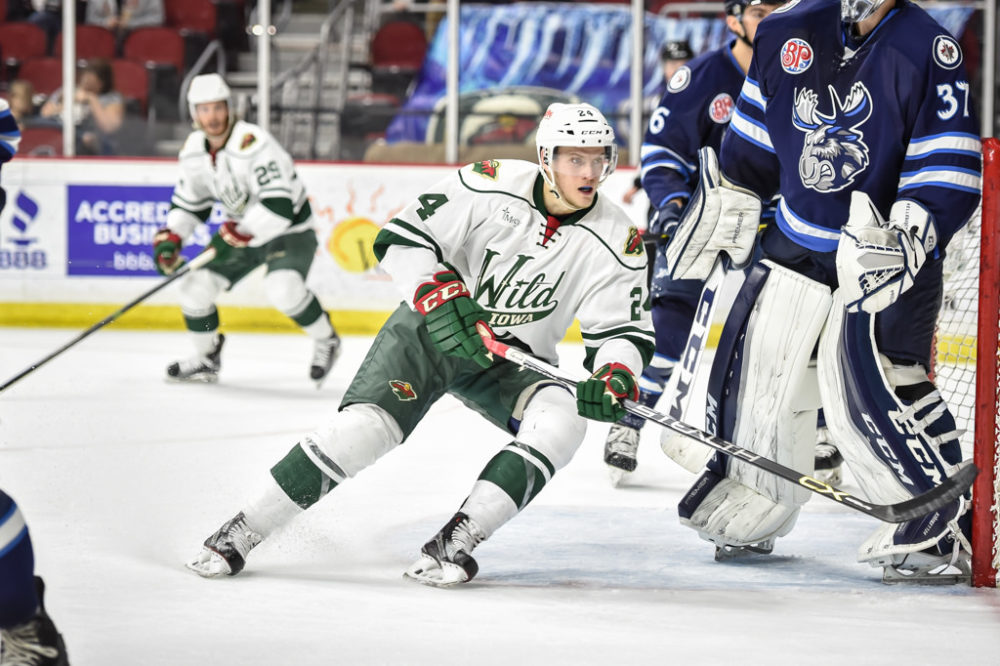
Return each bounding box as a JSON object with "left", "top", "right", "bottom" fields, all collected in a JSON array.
[
  {"left": 576, "top": 363, "right": 638, "bottom": 422},
  {"left": 153, "top": 228, "right": 185, "bottom": 275},
  {"left": 414, "top": 270, "right": 494, "bottom": 369},
  {"left": 835, "top": 192, "right": 937, "bottom": 314}
]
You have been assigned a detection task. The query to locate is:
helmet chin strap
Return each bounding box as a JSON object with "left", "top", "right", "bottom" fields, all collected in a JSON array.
[{"left": 733, "top": 19, "right": 753, "bottom": 48}]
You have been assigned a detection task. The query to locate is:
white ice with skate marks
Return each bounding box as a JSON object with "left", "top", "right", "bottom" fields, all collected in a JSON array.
[{"left": 0, "top": 329, "right": 997, "bottom": 665}]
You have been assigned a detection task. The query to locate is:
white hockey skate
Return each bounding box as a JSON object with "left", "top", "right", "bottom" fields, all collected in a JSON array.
[
  {"left": 604, "top": 424, "right": 640, "bottom": 487},
  {"left": 309, "top": 332, "right": 341, "bottom": 387},
  {"left": 166, "top": 334, "right": 225, "bottom": 383},
  {"left": 714, "top": 539, "right": 775, "bottom": 561},
  {"left": 186, "top": 511, "right": 262, "bottom": 578},
  {"left": 813, "top": 427, "right": 844, "bottom": 486},
  {"left": 404, "top": 512, "right": 485, "bottom": 588},
  {"left": 878, "top": 549, "right": 971, "bottom": 585},
  {"left": 0, "top": 577, "right": 69, "bottom": 666}
]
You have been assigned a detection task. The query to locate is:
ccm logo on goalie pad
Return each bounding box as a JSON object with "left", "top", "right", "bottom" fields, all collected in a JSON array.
[{"left": 669, "top": 282, "right": 716, "bottom": 421}]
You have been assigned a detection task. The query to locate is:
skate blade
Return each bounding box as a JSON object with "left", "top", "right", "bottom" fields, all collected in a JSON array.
[
  {"left": 403, "top": 558, "right": 469, "bottom": 588},
  {"left": 714, "top": 542, "right": 774, "bottom": 562},
  {"left": 166, "top": 373, "right": 219, "bottom": 385},
  {"left": 606, "top": 465, "right": 629, "bottom": 488},
  {"left": 185, "top": 549, "right": 232, "bottom": 578}
]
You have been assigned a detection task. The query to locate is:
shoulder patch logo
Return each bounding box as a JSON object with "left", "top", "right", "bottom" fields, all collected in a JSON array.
[
  {"left": 708, "top": 93, "right": 735, "bottom": 124},
  {"left": 932, "top": 35, "right": 962, "bottom": 70},
  {"left": 389, "top": 380, "right": 417, "bottom": 401},
  {"left": 240, "top": 133, "right": 257, "bottom": 150},
  {"left": 472, "top": 159, "right": 500, "bottom": 180},
  {"left": 667, "top": 66, "right": 691, "bottom": 93},
  {"left": 781, "top": 38, "right": 813, "bottom": 74},
  {"left": 623, "top": 226, "right": 644, "bottom": 257}
]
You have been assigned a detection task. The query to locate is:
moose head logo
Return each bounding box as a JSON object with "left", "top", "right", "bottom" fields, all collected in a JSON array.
[{"left": 792, "top": 82, "right": 873, "bottom": 192}]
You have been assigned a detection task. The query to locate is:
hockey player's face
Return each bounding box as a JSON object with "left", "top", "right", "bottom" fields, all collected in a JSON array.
[
  {"left": 195, "top": 101, "right": 230, "bottom": 138},
  {"left": 551, "top": 147, "right": 608, "bottom": 208},
  {"left": 739, "top": 4, "right": 779, "bottom": 42}
]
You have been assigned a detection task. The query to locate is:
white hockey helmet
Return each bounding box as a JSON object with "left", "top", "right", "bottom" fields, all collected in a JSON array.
[
  {"left": 187, "top": 73, "right": 232, "bottom": 125},
  {"left": 536, "top": 102, "right": 617, "bottom": 190},
  {"left": 841, "top": 0, "right": 889, "bottom": 23}
]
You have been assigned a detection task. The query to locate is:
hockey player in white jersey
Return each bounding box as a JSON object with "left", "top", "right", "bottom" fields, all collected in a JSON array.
[
  {"left": 185, "top": 103, "right": 655, "bottom": 586},
  {"left": 152, "top": 73, "right": 340, "bottom": 386},
  {"left": 665, "top": 0, "right": 981, "bottom": 580}
]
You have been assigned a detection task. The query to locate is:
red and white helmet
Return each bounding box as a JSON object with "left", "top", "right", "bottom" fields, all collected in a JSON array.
[{"left": 535, "top": 103, "right": 617, "bottom": 190}]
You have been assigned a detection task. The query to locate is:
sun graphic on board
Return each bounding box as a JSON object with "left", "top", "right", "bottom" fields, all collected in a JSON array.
[{"left": 327, "top": 216, "right": 381, "bottom": 273}]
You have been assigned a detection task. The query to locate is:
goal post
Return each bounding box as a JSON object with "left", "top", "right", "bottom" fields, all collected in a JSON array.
[{"left": 971, "top": 136, "right": 999, "bottom": 588}]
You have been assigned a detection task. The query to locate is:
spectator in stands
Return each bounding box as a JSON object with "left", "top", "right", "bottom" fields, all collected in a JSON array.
[
  {"left": 7, "top": 80, "right": 38, "bottom": 130},
  {"left": 39, "top": 58, "right": 125, "bottom": 155},
  {"left": 26, "top": 0, "right": 63, "bottom": 51},
  {"left": 86, "top": 0, "right": 164, "bottom": 40}
]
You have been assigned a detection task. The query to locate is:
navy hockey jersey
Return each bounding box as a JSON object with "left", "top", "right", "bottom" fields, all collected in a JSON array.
[
  {"left": 640, "top": 44, "right": 747, "bottom": 210},
  {"left": 721, "top": 0, "right": 981, "bottom": 252}
]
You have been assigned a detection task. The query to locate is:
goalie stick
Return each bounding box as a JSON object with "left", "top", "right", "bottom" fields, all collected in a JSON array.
[
  {"left": 480, "top": 334, "right": 978, "bottom": 524},
  {"left": 0, "top": 248, "right": 217, "bottom": 394}
]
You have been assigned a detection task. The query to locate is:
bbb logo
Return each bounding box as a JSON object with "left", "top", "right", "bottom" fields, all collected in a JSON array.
[
  {"left": 0, "top": 191, "right": 48, "bottom": 270},
  {"left": 781, "top": 38, "right": 813, "bottom": 74}
]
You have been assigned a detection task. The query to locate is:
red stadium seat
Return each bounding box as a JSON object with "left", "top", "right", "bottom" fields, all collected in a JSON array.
[
  {"left": 371, "top": 19, "right": 427, "bottom": 71},
  {"left": 165, "top": 0, "right": 218, "bottom": 36},
  {"left": 0, "top": 22, "right": 48, "bottom": 79},
  {"left": 18, "top": 127, "right": 63, "bottom": 157},
  {"left": 111, "top": 58, "right": 149, "bottom": 115},
  {"left": 18, "top": 57, "right": 63, "bottom": 96},
  {"left": 122, "top": 27, "right": 185, "bottom": 75},
  {"left": 54, "top": 25, "right": 117, "bottom": 60}
]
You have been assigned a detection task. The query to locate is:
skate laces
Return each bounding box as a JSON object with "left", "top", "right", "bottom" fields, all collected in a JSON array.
[
  {"left": 213, "top": 514, "right": 261, "bottom": 557},
  {"left": 1, "top": 620, "right": 59, "bottom": 664},
  {"left": 311, "top": 335, "right": 340, "bottom": 366},
  {"left": 449, "top": 515, "right": 485, "bottom": 555}
]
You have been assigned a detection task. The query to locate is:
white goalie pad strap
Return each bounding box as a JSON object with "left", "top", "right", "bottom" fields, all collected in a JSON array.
[
  {"left": 681, "top": 475, "right": 801, "bottom": 549},
  {"left": 727, "top": 260, "right": 832, "bottom": 506},
  {"left": 835, "top": 193, "right": 935, "bottom": 314},
  {"left": 817, "top": 292, "right": 959, "bottom": 506},
  {"left": 664, "top": 146, "right": 762, "bottom": 281},
  {"left": 660, "top": 261, "right": 728, "bottom": 474},
  {"left": 857, "top": 498, "right": 971, "bottom": 566}
]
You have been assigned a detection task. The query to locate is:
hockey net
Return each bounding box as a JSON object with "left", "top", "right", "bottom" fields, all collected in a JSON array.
[{"left": 934, "top": 137, "right": 999, "bottom": 587}]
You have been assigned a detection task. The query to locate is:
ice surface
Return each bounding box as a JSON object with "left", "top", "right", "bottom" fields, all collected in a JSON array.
[{"left": 1, "top": 328, "right": 997, "bottom": 665}]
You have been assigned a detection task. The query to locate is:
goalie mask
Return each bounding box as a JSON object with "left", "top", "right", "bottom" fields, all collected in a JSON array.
[
  {"left": 536, "top": 103, "right": 617, "bottom": 206},
  {"left": 187, "top": 73, "right": 234, "bottom": 134},
  {"left": 841, "top": 0, "right": 890, "bottom": 23}
]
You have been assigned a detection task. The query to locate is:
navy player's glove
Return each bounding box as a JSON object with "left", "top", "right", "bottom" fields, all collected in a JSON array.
[
  {"left": 576, "top": 363, "right": 638, "bottom": 422},
  {"left": 647, "top": 201, "right": 684, "bottom": 247},
  {"left": 414, "top": 270, "right": 494, "bottom": 369}
]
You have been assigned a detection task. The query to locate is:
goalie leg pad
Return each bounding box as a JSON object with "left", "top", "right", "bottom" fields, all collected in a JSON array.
[
  {"left": 659, "top": 262, "right": 727, "bottom": 473},
  {"left": 677, "top": 261, "right": 831, "bottom": 547}
]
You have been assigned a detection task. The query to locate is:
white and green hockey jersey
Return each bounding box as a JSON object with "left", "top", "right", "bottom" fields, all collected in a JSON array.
[
  {"left": 166, "top": 119, "right": 312, "bottom": 246},
  {"left": 374, "top": 158, "right": 655, "bottom": 375}
]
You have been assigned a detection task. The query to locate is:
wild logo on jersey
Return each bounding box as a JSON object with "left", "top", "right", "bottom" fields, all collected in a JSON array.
[
  {"left": 623, "top": 226, "right": 644, "bottom": 257},
  {"left": 389, "top": 380, "right": 417, "bottom": 401},
  {"left": 792, "top": 82, "right": 872, "bottom": 193},
  {"left": 473, "top": 249, "right": 565, "bottom": 327},
  {"left": 472, "top": 160, "right": 500, "bottom": 180}
]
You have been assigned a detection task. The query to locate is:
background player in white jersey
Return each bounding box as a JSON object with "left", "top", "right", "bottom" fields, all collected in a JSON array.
[
  {"left": 666, "top": 0, "right": 981, "bottom": 580},
  {"left": 0, "top": 100, "right": 69, "bottom": 666},
  {"left": 604, "top": 0, "right": 819, "bottom": 484},
  {"left": 152, "top": 74, "right": 340, "bottom": 386},
  {"left": 185, "top": 103, "right": 654, "bottom": 587}
]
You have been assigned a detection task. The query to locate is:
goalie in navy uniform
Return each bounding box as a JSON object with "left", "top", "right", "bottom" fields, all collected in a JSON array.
[
  {"left": 152, "top": 74, "right": 341, "bottom": 387},
  {"left": 185, "top": 103, "right": 655, "bottom": 587},
  {"left": 664, "top": 0, "right": 981, "bottom": 581}
]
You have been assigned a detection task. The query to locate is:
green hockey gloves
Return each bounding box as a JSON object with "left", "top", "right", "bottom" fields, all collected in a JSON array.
[
  {"left": 153, "top": 227, "right": 185, "bottom": 275},
  {"left": 208, "top": 220, "right": 253, "bottom": 262},
  {"left": 576, "top": 363, "right": 638, "bottom": 422},
  {"left": 414, "top": 270, "right": 493, "bottom": 369}
]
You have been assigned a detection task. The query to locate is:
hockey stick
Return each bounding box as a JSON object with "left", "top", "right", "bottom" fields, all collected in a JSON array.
[
  {"left": 480, "top": 335, "right": 978, "bottom": 523},
  {"left": 0, "top": 248, "right": 217, "bottom": 394}
]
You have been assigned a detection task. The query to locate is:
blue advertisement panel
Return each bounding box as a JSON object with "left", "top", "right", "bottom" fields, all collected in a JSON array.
[{"left": 67, "top": 184, "right": 218, "bottom": 276}]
